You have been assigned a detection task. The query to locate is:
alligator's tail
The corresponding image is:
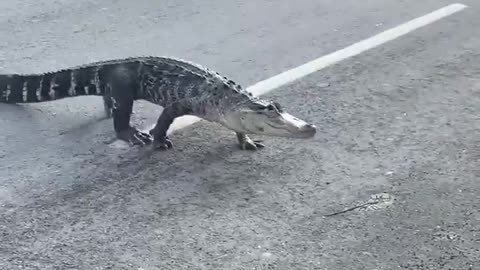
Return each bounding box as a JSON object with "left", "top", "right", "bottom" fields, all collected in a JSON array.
[{"left": 0, "top": 67, "right": 106, "bottom": 104}]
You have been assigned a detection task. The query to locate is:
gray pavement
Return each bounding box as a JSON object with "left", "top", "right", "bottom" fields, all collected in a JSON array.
[{"left": 1, "top": 1, "right": 480, "bottom": 269}]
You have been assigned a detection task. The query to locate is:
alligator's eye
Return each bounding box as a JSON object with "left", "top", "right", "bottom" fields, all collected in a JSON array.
[
  {"left": 273, "top": 102, "right": 282, "bottom": 112},
  {"left": 266, "top": 104, "right": 276, "bottom": 111}
]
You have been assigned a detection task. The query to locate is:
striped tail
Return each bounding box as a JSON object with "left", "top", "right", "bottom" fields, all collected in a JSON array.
[{"left": 0, "top": 67, "right": 105, "bottom": 104}]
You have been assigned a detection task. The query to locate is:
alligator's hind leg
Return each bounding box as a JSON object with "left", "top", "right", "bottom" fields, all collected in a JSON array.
[
  {"left": 103, "top": 93, "right": 137, "bottom": 118},
  {"left": 103, "top": 94, "right": 113, "bottom": 118},
  {"left": 236, "top": 132, "right": 265, "bottom": 150},
  {"left": 149, "top": 101, "right": 192, "bottom": 150},
  {"left": 110, "top": 85, "right": 153, "bottom": 146}
]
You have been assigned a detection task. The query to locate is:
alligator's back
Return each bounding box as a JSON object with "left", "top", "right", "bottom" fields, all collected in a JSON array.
[
  {"left": 136, "top": 56, "right": 253, "bottom": 108},
  {"left": 0, "top": 56, "right": 250, "bottom": 105}
]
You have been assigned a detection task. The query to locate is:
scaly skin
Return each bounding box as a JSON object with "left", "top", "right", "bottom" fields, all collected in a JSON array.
[{"left": 0, "top": 56, "right": 316, "bottom": 150}]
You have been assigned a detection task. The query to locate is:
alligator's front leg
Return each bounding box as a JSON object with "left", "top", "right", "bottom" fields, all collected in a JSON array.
[
  {"left": 149, "top": 101, "right": 191, "bottom": 150},
  {"left": 236, "top": 132, "right": 265, "bottom": 150}
]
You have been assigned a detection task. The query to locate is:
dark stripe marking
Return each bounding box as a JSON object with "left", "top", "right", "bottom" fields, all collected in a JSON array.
[{"left": 9, "top": 75, "right": 24, "bottom": 103}]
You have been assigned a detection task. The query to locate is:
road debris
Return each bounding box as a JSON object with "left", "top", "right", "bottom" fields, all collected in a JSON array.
[{"left": 324, "top": 192, "right": 394, "bottom": 217}]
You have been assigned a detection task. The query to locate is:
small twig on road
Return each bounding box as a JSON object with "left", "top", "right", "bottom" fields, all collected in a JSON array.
[
  {"left": 214, "top": 254, "right": 229, "bottom": 260},
  {"left": 324, "top": 192, "right": 394, "bottom": 217},
  {"left": 323, "top": 201, "right": 378, "bottom": 217}
]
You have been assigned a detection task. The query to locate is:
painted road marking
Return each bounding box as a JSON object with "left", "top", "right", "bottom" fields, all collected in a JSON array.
[
  {"left": 111, "top": 3, "right": 468, "bottom": 148},
  {"left": 248, "top": 3, "right": 468, "bottom": 96}
]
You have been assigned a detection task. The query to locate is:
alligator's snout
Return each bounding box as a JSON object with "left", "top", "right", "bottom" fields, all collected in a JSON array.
[
  {"left": 275, "top": 112, "right": 317, "bottom": 138},
  {"left": 298, "top": 122, "right": 317, "bottom": 138}
]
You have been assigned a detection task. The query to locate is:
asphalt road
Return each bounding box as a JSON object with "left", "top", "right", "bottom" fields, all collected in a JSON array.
[{"left": 1, "top": 1, "right": 479, "bottom": 269}]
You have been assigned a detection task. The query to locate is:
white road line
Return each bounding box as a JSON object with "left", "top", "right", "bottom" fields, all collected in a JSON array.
[
  {"left": 249, "top": 3, "right": 467, "bottom": 96},
  {"left": 142, "top": 3, "right": 468, "bottom": 138}
]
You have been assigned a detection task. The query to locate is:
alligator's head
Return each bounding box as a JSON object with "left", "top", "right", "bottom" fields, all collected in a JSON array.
[{"left": 224, "top": 99, "right": 317, "bottom": 138}]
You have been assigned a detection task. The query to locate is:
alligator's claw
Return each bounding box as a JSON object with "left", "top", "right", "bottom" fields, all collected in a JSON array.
[
  {"left": 242, "top": 139, "right": 265, "bottom": 150},
  {"left": 236, "top": 132, "right": 265, "bottom": 151},
  {"left": 116, "top": 127, "right": 154, "bottom": 146},
  {"left": 153, "top": 136, "right": 174, "bottom": 150}
]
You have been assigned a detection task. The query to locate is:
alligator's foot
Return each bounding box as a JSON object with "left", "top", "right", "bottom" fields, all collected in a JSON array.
[
  {"left": 116, "top": 127, "right": 153, "bottom": 146},
  {"left": 152, "top": 136, "right": 174, "bottom": 150},
  {"left": 236, "top": 132, "right": 265, "bottom": 151},
  {"left": 148, "top": 128, "right": 174, "bottom": 150}
]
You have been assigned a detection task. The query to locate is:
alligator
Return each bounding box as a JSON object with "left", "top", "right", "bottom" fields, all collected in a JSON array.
[{"left": 0, "top": 56, "right": 316, "bottom": 150}]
